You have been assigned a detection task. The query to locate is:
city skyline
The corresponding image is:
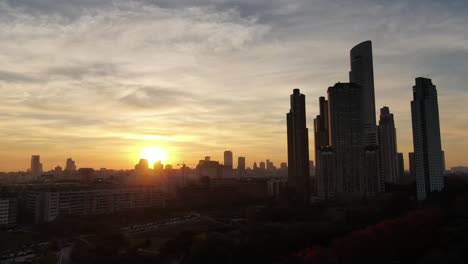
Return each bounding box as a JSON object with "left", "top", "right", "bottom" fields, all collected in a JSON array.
[{"left": 1, "top": 1, "right": 468, "bottom": 171}]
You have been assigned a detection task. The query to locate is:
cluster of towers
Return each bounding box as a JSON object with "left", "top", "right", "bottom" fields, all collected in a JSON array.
[{"left": 287, "top": 40, "right": 445, "bottom": 202}]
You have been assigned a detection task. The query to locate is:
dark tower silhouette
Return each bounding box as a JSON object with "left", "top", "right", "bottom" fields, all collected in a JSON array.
[
  {"left": 314, "top": 97, "right": 335, "bottom": 199},
  {"left": 411, "top": 77, "right": 444, "bottom": 200},
  {"left": 287, "top": 88, "right": 310, "bottom": 203},
  {"left": 350, "top": 40, "right": 377, "bottom": 146},
  {"left": 328, "top": 83, "right": 364, "bottom": 194},
  {"left": 378, "top": 106, "right": 398, "bottom": 184}
]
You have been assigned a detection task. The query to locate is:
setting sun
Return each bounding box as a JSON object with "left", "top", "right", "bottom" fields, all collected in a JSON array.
[{"left": 140, "top": 146, "right": 169, "bottom": 166}]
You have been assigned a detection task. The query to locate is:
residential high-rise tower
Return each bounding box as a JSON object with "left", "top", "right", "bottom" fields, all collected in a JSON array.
[
  {"left": 411, "top": 77, "right": 444, "bottom": 200},
  {"left": 350, "top": 40, "right": 377, "bottom": 146},
  {"left": 378, "top": 106, "right": 398, "bottom": 184},
  {"left": 287, "top": 89, "right": 310, "bottom": 203},
  {"left": 328, "top": 83, "right": 363, "bottom": 193}
]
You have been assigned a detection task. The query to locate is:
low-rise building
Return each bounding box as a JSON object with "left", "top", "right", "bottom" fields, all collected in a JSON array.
[{"left": 24, "top": 187, "right": 165, "bottom": 223}]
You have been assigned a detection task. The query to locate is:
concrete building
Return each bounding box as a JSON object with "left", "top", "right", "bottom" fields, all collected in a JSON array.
[
  {"left": 287, "top": 89, "right": 310, "bottom": 203},
  {"left": 363, "top": 145, "right": 382, "bottom": 195},
  {"left": 24, "top": 187, "right": 165, "bottom": 223},
  {"left": 411, "top": 77, "right": 445, "bottom": 200},
  {"left": 259, "top": 161, "right": 266, "bottom": 171}
]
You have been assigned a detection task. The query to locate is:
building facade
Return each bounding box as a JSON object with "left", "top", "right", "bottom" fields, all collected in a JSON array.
[
  {"left": 378, "top": 106, "right": 399, "bottom": 184},
  {"left": 411, "top": 77, "right": 445, "bottom": 200},
  {"left": 287, "top": 89, "right": 310, "bottom": 203},
  {"left": 0, "top": 198, "right": 17, "bottom": 226},
  {"left": 224, "top": 151, "right": 233, "bottom": 168},
  {"left": 30, "top": 155, "right": 43, "bottom": 179},
  {"left": 328, "top": 83, "right": 363, "bottom": 194},
  {"left": 25, "top": 187, "right": 165, "bottom": 223},
  {"left": 350, "top": 40, "right": 378, "bottom": 147}
]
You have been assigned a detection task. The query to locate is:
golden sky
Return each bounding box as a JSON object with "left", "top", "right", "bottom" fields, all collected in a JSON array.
[{"left": 0, "top": 0, "right": 467, "bottom": 171}]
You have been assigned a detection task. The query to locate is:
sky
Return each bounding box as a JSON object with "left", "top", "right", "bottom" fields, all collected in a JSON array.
[{"left": 0, "top": 0, "right": 467, "bottom": 171}]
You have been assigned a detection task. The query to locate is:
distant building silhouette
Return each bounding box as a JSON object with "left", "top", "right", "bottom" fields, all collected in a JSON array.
[
  {"left": 134, "top": 159, "right": 150, "bottom": 184},
  {"left": 314, "top": 96, "right": 332, "bottom": 199},
  {"left": 65, "top": 158, "right": 76, "bottom": 172},
  {"left": 30, "top": 155, "right": 43, "bottom": 179},
  {"left": 196, "top": 159, "right": 221, "bottom": 179},
  {"left": 350, "top": 40, "right": 378, "bottom": 146},
  {"left": 224, "top": 151, "right": 233, "bottom": 168},
  {"left": 78, "top": 168, "right": 95, "bottom": 183},
  {"left": 363, "top": 145, "right": 382, "bottom": 195},
  {"left": 237, "top": 157, "right": 245, "bottom": 173},
  {"left": 378, "top": 106, "right": 398, "bottom": 184},
  {"left": 154, "top": 160, "right": 164, "bottom": 180},
  {"left": 135, "top": 159, "right": 149, "bottom": 171},
  {"left": 54, "top": 166, "right": 62, "bottom": 177},
  {"left": 411, "top": 77, "right": 444, "bottom": 200},
  {"left": 259, "top": 161, "right": 266, "bottom": 170},
  {"left": 287, "top": 88, "right": 310, "bottom": 203}
]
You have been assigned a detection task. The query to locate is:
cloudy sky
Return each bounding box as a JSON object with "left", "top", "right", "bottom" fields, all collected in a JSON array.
[{"left": 0, "top": 0, "right": 467, "bottom": 171}]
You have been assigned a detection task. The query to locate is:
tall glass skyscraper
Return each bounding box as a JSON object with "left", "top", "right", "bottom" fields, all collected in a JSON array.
[
  {"left": 350, "top": 40, "right": 377, "bottom": 147},
  {"left": 411, "top": 77, "right": 444, "bottom": 200}
]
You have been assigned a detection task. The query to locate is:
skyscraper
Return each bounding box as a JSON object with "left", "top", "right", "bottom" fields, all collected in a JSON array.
[
  {"left": 411, "top": 77, "right": 444, "bottom": 200},
  {"left": 314, "top": 96, "right": 332, "bottom": 199},
  {"left": 224, "top": 150, "right": 233, "bottom": 168},
  {"left": 287, "top": 88, "right": 310, "bottom": 203},
  {"left": 350, "top": 40, "right": 377, "bottom": 146},
  {"left": 378, "top": 106, "right": 398, "bottom": 184},
  {"left": 328, "top": 83, "right": 363, "bottom": 193},
  {"left": 30, "top": 155, "right": 43, "bottom": 178},
  {"left": 65, "top": 158, "right": 76, "bottom": 172},
  {"left": 237, "top": 157, "right": 246, "bottom": 171}
]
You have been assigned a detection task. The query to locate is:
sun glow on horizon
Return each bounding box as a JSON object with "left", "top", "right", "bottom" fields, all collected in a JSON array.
[{"left": 140, "top": 146, "right": 169, "bottom": 167}]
